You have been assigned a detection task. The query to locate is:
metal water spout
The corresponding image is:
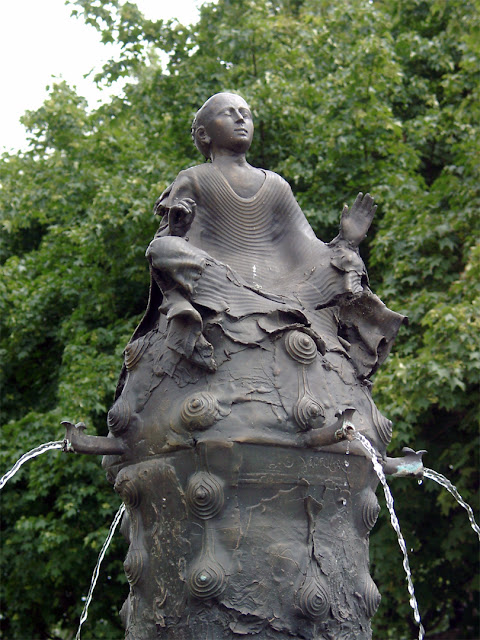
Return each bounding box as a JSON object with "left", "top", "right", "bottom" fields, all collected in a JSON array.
[
  {"left": 384, "top": 447, "right": 426, "bottom": 478},
  {"left": 302, "top": 407, "right": 357, "bottom": 448},
  {"left": 62, "top": 421, "right": 127, "bottom": 456}
]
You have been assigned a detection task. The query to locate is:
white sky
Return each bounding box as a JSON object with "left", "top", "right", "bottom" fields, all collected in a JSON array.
[{"left": 0, "top": 0, "right": 206, "bottom": 153}]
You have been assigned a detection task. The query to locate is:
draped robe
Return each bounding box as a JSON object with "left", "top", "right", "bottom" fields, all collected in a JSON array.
[{"left": 111, "top": 163, "right": 405, "bottom": 456}]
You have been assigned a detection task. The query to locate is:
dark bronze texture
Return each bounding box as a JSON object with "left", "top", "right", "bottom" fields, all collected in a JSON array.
[{"left": 66, "top": 93, "right": 415, "bottom": 639}]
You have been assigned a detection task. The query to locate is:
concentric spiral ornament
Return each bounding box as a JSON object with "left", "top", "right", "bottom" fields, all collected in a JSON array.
[
  {"left": 180, "top": 392, "right": 220, "bottom": 430},
  {"left": 363, "top": 577, "right": 381, "bottom": 617},
  {"left": 293, "top": 394, "right": 325, "bottom": 431},
  {"left": 362, "top": 491, "right": 380, "bottom": 532},
  {"left": 115, "top": 476, "right": 141, "bottom": 508},
  {"left": 371, "top": 403, "right": 393, "bottom": 445},
  {"left": 124, "top": 548, "right": 145, "bottom": 586},
  {"left": 186, "top": 472, "right": 224, "bottom": 519},
  {"left": 285, "top": 330, "right": 317, "bottom": 365},
  {"left": 124, "top": 335, "right": 148, "bottom": 371},
  {"left": 296, "top": 575, "right": 330, "bottom": 621},
  {"left": 188, "top": 554, "right": 226, "bottom": 600},
  {"left": 107, "top": 397, "right": 131, "bottom": 435}
]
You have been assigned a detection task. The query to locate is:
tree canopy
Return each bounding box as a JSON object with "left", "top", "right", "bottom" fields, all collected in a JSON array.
[{"left": 1, "top": 1, "right": 478, "bottom": 638}]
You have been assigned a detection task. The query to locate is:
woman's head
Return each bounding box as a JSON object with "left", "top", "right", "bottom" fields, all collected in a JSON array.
[{"left": 191, "top": 93, "right": 253, "bottom": 159}]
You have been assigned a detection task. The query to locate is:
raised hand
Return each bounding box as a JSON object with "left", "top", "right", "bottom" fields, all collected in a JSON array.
[
  {"left": 168, "top": 198, "right": 197, "bottom": 237},
  {"left": 339, "top": 192, "right": 376, "bottom": 247}
]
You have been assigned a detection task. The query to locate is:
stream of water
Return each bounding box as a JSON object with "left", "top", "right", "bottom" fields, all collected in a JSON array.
[
  {"left": 423, "top": 468, "right": 480, "bottom": 541},
  {"left": 75, "top": 502, "right": 126, "bottom": 640},
  {"left": 0, "top": 441, "right": 65, "bottom": 490},
  {"left": 353, "top": 432, "right": 425, "bottom": 640}
]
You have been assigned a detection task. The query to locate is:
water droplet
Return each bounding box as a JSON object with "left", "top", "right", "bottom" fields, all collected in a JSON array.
[{"left": 345, "top": 460, "right": 349, "bottom": 467}]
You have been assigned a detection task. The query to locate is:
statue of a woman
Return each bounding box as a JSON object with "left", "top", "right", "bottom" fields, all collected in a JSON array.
[{"left": 104, "top": 93, "right": 406, "bottom": 640}]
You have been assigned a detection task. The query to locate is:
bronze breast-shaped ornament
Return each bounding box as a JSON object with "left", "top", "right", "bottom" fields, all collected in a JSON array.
[
  {"left": 296, "top": 574, "right": 331, "bottom": 621},
  {"left": 188, "top": 551, "right": 226, "bottom": 600},
  {"left": 124, "top": 335, "right": 149, "bottom": 371},
  {"left": 107, "top": 396, "right": 131, "bottom": 436},
  {"left": 180, "top": 392, "right": 220, "bottom": 430},
  {"left": 293, "top": 393, "right": 326, "bottom": 431},
  {"left": 185, "top": 472, "right": 224, "bottom": 520},
  {"left": 285, "top": 330, "right": 318, "bottom": 365}
]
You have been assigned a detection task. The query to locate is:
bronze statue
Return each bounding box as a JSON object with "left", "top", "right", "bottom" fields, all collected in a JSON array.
[{"left": 65, "top": 93, "right": 417, "bottom": 639}]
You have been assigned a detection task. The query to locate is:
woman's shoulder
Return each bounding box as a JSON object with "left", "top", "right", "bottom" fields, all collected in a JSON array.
[
  {"left": 263, "top": 169, "right": 293, "bottom": 190},
  {"left": 154, "top": 166, "right": 203, "bottom": 213},
  {"left": 259, "top": 169, "right": 298, "bottom": 203},
  {"left": 178, "top": 163, "right": 213, "bottom": 180},
  {"left": 167, "top": 164, "right": 214, "bottom": 198}
]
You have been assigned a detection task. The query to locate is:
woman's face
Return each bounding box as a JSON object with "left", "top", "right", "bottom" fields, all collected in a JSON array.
[{"left": 201, "top": 93, "right": 254, "bottom": 154}]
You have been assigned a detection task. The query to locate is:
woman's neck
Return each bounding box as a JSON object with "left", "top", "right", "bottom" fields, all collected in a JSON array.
[
  {"left": 211, "top": 154, "right": 265, "bottom": 199},
  {"left": 210, "top": 148, "right": 249, "bottom": 168}
]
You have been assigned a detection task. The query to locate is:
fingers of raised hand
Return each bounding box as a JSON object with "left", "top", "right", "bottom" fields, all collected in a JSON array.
[
  {"left": 362, "top": 193, "right": 375, "bottom": 212},
  {"left": 354, "top": 192, "right": 376, "bottom": 217},
  {"left": 354, "top": 192, "right": 364, "bottom": 208}
]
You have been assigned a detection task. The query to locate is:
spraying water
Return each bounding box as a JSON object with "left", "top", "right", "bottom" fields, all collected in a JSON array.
[
  {"left": 353, "top": 432, "right": 425, "bottom": 640},
  {"left": 75, "top": 503, "right": 126, "bottom": 640},
  {"left": 423, "top": 468, "right": 480, "bottom": 541},
  {"left": 0, "top": 441, "right": 64, "bottom": 490}
]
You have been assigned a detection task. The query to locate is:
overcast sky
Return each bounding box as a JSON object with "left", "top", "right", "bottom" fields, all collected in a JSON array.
[{"left": 0, "top": 0, "right": 205, "bottom": 153}]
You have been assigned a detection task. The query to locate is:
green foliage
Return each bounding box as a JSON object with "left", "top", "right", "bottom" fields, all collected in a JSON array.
[{"left": 1, "top": 0, "right": 478, "bottom": 637}]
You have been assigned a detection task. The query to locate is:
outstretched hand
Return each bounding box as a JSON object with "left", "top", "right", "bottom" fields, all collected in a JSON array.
[{"left": 339, "top": 193, "right": 376, "bottom": 247}]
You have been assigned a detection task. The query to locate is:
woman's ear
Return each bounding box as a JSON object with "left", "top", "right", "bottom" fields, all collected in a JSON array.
[{"left": 197, "top": 125, "right": 211, "bottom": 145}]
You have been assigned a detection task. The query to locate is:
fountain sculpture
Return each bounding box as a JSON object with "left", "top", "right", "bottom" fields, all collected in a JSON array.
[{"left": 62, "top": 93, "right": 426, "bottom": 640}]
